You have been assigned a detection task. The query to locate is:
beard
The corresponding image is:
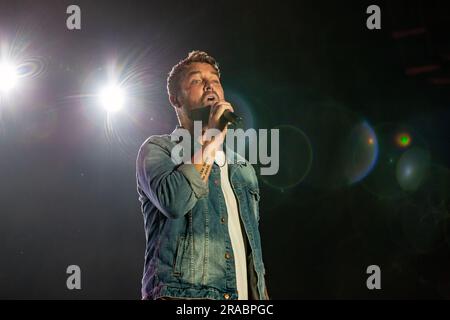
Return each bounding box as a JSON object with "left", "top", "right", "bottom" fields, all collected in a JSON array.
[{"left": 187, "top": 105, "right": 211, "bottom": 125}]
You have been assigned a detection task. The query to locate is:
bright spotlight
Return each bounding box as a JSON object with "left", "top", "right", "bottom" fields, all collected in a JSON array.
[
  {"left": 0, "top": 62, "right": 18, "bottom": 93},
  {"left": 99, "top": 84, "right": 125, "bottom": 113}
]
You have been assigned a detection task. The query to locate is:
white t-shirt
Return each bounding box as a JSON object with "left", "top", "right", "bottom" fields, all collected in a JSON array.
[{"left": 214, "top": 150, "right": 248, "bottom": 300}]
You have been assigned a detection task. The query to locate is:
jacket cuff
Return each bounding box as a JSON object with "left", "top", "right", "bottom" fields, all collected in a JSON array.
[{"left": 177, "top": 164, "right": 208, "bottom": 198}]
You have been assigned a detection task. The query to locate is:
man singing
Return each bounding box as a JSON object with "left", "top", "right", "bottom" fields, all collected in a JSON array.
[{"left": 136, "top": 51, "right": 268, "bottom": 300}]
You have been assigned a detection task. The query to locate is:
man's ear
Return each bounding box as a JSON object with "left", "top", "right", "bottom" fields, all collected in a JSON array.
[{"left": 169, "top": 94, "right": 181, "bottom": 109}]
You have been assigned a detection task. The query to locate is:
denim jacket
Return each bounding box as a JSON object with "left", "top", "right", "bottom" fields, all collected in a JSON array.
[{"left": 136, "top": 128, "right": 268, "bottom": 300}]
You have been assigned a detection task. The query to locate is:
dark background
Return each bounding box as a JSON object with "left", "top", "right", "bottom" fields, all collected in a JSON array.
[{"left": 0, "top": 0, "right": 449, "bottom": 299}]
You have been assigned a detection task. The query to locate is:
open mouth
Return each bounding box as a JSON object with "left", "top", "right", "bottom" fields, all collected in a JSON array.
[{"left": 204, "top": 93, "right": 218, "bottom": 104}]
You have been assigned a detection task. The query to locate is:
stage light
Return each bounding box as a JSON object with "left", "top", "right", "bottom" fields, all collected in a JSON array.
[
  {"left": 0, "top": 61, "right": 18, "bottom": 93},
  {"left": 99, "top": 84, "right": 125, "bottom": 113}
]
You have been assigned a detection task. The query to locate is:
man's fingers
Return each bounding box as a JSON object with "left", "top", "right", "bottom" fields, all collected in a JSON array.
[
  {"left": 210, "top": 102, "right": 234, "bottom": 122},
  {"left": 211, "top": 105, "right": 227, "bottom": 122},
  {"left": 214, "top": 100, "right": 234, "bottom": 113}
]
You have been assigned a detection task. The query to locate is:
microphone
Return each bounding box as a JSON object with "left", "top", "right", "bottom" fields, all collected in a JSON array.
[{"left": 222, "top": 109, "right": 243, "bottom": 126}]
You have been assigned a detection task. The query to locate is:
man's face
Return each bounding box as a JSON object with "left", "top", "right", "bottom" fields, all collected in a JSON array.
[{"left": 177, "top": 62, "right": 224, "bottom": 112}]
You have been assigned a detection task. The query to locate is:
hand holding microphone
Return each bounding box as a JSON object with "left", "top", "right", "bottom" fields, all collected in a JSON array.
[
  {"left": 217, "top": 106, "right": 243, "bottom": 126},
  {"left": 188, "top": 97, "right": 243, "bottom": 148},
  {"left": 208, "top": 100, "right": 237, "bottom": 131}
]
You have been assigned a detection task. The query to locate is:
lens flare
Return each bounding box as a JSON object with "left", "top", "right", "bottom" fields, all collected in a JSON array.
[
  {"left": 0, "top": 61, "right": 18, "bottom": 92},
  {"left": 395, "top": 132, "right": 411, "bottom": 148}
]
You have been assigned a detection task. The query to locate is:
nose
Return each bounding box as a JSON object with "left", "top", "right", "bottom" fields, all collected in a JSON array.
[{"left": 204, "top": 80, "right": 214, "bottom": 92}]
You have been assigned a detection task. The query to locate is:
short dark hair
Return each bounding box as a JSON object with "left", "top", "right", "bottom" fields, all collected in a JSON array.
[{"left": 167, "top": 50, "right": 220, "bottom": 100}]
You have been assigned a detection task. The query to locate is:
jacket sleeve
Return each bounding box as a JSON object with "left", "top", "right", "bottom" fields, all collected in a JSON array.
[{"left": 136, "top": 139, "right": 208, "bottom": 219}]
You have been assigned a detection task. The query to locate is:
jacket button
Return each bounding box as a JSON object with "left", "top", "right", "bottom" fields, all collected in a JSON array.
[
  {"left": 223, "top": 293, "right": 230, "bottom": 300},
  {"left": 225, "top": 252, "right": 231, "bottom": 259}
]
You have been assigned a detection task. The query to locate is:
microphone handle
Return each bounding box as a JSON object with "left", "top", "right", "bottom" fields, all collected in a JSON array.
[{"left": 222, "top": 109, "right": 243, "bottom": 125}]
